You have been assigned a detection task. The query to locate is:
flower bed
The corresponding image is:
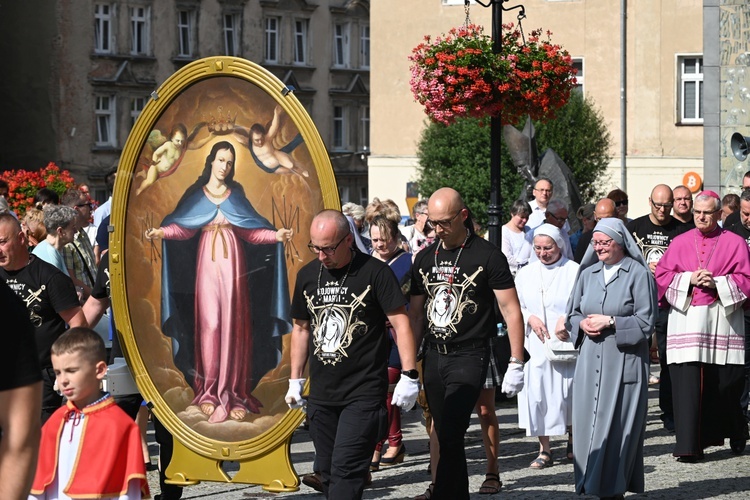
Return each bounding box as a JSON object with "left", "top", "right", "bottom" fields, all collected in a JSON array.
[{"left": 409, "top": 23, "right": 577, "bottom": 125}]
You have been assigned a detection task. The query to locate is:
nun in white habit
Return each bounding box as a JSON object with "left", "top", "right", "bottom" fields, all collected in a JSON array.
[{"left": 515, "top": 223, "right": 579, "bottom": 468}]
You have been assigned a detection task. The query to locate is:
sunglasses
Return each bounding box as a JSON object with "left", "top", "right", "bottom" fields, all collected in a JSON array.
[{"left": 614, "top": 200, "right": 628, "bottom": 208}]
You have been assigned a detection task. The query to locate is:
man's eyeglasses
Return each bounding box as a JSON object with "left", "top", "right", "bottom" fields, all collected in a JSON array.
[
  {"left": 75, "top": 202, "right": 92, "bottom": 209},
  {"left": 692, "top": 208, "right": 721, "bottom": 216},
  {"left": 651, "top": 200, "right": 674, "bottom": 210},
  {"left": 546, "top": 211, "right": 567, "bottom": 224},
  {"left": 534, "top": 188, "right": 553, "bottom": 194},
  {"left": 614, "top": 200, "right": 628, "bottom": 208},
  {"left": 590, "top": 238, "right": 614, "bottom": 248},
  {"left": 308, "top": 234, "right": 348, "bottom": 255},
  {"left": 427, "top": 210, "right": 462, "bottom": 229}
]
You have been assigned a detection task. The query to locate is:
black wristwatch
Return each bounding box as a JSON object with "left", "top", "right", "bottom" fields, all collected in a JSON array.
[{"left": 402, "top": 369, "right": 419, "bottom": 380}]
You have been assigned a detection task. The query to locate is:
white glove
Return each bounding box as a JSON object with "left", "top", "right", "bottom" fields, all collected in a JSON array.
[
  {"left": 285, "top": 378, "right": 306, "bottom": 409},
  {"left": 391, "top": 374, "right": 420, "bottom": 409},
  {"left": 501, "top": 363, "right": 525, "bottom": 398}
]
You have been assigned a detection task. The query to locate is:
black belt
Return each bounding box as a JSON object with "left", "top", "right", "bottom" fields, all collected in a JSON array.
[{"left": 427, "top": 338, "right": 487, "bottom": 355}]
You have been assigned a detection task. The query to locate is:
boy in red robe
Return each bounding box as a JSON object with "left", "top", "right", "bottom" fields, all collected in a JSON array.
[{"left": 29, "top": 327, "right": 150, "bottom": 499}]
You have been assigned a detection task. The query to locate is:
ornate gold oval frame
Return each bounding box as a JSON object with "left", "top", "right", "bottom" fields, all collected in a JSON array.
[{"left": 109, "top": 57, "right": 338, "bottom": 489}]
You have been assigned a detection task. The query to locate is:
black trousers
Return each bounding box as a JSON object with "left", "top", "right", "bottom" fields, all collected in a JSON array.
[
  {"left": 423, "top": 346, "right": 488, "bottom": 500},
  {"left": 670, "top": 362, "right": 748, "bottom": 457},
  {"left": 654, "top": 307, "right": 673, "bottom": 420},
  {"left": 308, "top": 399, "right": 386, "bottom": 500},
  {"left": 41, "top": 366, "right": 62, "bottom": 424},
  {"left": 154, "top": 415, "right": 183, "bottom": 500},
  {"left": 741, "top": 312, "right": 750, "bottom": 422}
]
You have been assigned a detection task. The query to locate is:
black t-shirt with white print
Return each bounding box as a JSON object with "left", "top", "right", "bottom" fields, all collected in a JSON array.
[
  {"left": 290, "top": 250, "right": 405, "bottom": 406},
  {"left": 0, "top": 255, "right": 80, "bottom": 368},
  {"left": 626, "top": 215, "right": 690, "bottom": 266},
  {"left": 410, "top": 234, "right": 514, "bottom": 344}
]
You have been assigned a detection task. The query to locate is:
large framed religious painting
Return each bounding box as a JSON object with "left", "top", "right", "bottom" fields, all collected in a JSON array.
[{"left": 108, "top": 57, "right": 338, "bottom": 490}]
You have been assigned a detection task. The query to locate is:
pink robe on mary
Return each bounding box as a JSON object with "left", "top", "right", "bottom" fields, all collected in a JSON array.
[{"left": 162, "top": 200, "right": 278, "bottom": 423}]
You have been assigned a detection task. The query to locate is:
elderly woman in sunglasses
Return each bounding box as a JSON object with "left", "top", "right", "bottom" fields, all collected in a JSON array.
[{"left": 566, "top": 217, "right": 657, "bottom": 499}]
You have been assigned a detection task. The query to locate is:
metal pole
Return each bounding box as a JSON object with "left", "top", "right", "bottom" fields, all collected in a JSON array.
[
  {"left": 620, "top": 0, "right": 627, "bottom": 190},
  {"left": 487, "top": 0, "right": 503, "bottom": 247}
]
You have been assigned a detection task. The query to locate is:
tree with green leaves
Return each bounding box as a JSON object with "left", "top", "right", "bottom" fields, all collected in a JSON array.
[{"left": 415, "top": 91, "right": 611, "bottom": 229}]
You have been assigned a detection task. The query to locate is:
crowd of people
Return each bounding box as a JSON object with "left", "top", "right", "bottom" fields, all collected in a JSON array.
[{"left": 3, "top": 171, "right": 750, "bottom": 500}]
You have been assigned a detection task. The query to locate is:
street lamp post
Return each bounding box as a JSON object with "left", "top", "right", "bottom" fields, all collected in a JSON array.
[{"left": 471, "top": 0, "right": 525, "bottom": 247}]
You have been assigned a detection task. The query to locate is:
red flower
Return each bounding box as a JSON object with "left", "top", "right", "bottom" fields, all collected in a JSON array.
[{"left": 409, "top": 23, "right": 576, "bottom": 125}]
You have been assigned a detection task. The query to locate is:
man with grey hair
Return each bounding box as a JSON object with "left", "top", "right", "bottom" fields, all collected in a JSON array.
[
  {"left": 31, "top": 205, "right": 79, "bottom": 276},
  {"left": 655, "top": 190, "right": 750, "bottom": 461},
  {"left": 61, "top": 188, "right": 97, "bottom": 299}
]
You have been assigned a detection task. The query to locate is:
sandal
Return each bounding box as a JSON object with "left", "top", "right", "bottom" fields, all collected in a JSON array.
[
  {"left": 566, "top": 433, "right": 574, "bottom": 460},
  {"left": 478, "top": 472, "right": 502, "bottom": 494},
  {"left": 529, "top": 451, "right": 553, "bottom": 469},
  {"left": 413, "top": 483, "right": 434, "bottom": 500}
]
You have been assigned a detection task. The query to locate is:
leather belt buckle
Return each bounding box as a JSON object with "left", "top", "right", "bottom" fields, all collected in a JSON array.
[{"left": 436, "top": 343, "right": 449, "bottom": 355}]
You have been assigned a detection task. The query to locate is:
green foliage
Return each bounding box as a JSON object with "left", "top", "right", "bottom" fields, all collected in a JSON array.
[
  {"left": 415, "top": 91, "right": 611, "bottom": 226},
  {"left": 533, "top": 91, "right": 612, "bottom": 203}
]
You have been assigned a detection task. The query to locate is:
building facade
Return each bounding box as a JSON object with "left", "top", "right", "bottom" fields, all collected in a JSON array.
[
  {"left": 370, "top": 0, "right": 705, "bottom": 218},
  {"left": 0, "top": 0, "right": 370, "bottom": 204}
]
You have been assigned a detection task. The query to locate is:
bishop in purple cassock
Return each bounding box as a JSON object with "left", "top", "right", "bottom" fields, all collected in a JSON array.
[{"left": 655, "top": 190, "right": 750, "bottom": 462}]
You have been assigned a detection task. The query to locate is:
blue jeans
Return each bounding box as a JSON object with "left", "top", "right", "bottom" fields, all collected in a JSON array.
[
  {"left": 423, "top": 345, "right": 488, "bottom": 500},
  {"left": 308, "top": 399, "right": 387, "bottom": 499}
]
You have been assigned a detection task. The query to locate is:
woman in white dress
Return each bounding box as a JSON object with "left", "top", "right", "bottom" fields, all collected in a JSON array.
[
  {"left": 501, "top": 199, "right": 533, "bottom": 276},
  {"left": 515, "top": 224, "right": 579, "bottom": 468}
]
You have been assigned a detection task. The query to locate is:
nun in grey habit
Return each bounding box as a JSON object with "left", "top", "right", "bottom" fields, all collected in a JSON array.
[{"left": 565, "top": 217, "right": 657, "bottom": 498}]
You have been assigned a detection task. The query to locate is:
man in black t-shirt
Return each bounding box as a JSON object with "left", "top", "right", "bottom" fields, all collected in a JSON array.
[
  {"left": 409, "top": 188, "right": 525, "bottom": 500},
  {"left": 287, "top": 210, "right": 418, "bottom": 499},
  {"left": 0, "top": 280, "right": 42, "bottom": 498},
  {"left": 0, "top": 214, "right": 86, "bottom": 423},
  {"left": 727, "top": 189, "right": 750, "bottom": 424},
  {"left": 626, "top": 184, "right": 691, "bottom": 432}
]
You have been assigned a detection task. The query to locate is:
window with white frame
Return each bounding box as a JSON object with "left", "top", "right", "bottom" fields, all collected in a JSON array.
[
  {"left": 333, "top": 105, "right": 348, "bottom": 150},
  {"left": 572, "top": 58, "right": 584, "bottom": 95},
  {"left": 130, "top": 97, "right": 145, "bottom": 128},
  {"left": 130, "top": 6, "right": 151, "bottom": 55},
  {"left": 95, "top": 95, "right": 117, "bottom": 147},
  {"left": 333, "top": 23, "right": 350, "bottom": 68},
  {"left": 360, "top": 24, "right": 370, "bottom": 69},
  {"left": 265, "top": 16, "right": 280, "bottom": 63},
  {"left": 679, "top": 56, "right": 703, "bottom": 124},
  {"left": 338, "top": 186, "right": 350, "bottom": 204},
  {"left": 294, "top": 19, "right": 309, "bottom": 65},
  {"left": 223, "top": 13, "right": 241, "bottom": 56},
  {"left": 177, "top": 9, "right": 197, "bottom": 58},
  {"left": 94, "top": 3, "right": 113, "bottom": 54},
  {"left": 359, "top": 105, "right": 370, "bottom": 152}
]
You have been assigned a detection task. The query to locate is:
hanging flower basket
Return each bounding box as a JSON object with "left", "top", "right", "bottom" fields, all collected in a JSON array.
[
  {"left": 0, "top": 162, "right": 76, "bottom": 216},
  {"left": 409, "top": 23, "right": 577, "bottom": 126}
]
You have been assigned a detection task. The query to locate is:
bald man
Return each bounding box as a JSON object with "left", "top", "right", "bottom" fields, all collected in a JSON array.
[
  {"left": 409, "top": 188, "right": 524, "bottom": 499},
  {"left": 626, "top": 184, "right": 692, "bottom": 432},
  {"left": 573, "top": 198, "right": 616, "bottom": 263},
  {"left": 287, "top": 209, "right": 418, "bottom": 499},
  {"left": 673, "top": 185, "right": 696, "bottom": 228}
]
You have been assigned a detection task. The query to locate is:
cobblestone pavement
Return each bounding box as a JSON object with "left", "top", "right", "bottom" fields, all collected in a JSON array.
[{"left": 145, "top": 369, "right": 750, "bottom": 499}]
